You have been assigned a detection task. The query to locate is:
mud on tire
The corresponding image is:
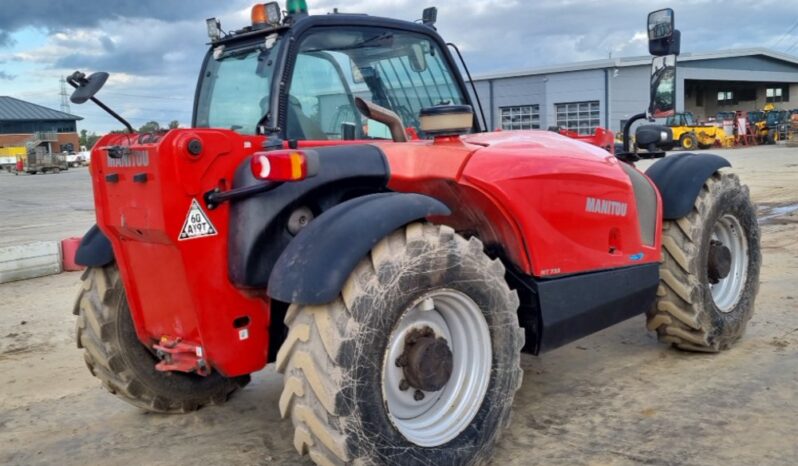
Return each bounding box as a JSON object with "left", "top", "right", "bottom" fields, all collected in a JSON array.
[
  {"left": 276, "top": 223, "right": 524, "bottom": 465},
  {"left": 74, "top": 264, "right": 249, "bottom": 413},
  {"left": 647, "top": 172, "right": 761, "bottom": 352}
]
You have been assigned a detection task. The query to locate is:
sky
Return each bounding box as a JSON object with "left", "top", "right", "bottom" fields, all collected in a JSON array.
[{"left": 1, "top": 0, "right": 798, "bottom": 134}]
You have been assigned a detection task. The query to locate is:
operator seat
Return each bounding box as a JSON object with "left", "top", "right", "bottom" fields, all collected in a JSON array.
[{"left": 286, "top": 95, "right": 327, "bottom": 141}]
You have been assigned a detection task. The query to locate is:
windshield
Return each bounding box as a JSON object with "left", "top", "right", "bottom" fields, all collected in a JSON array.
[
  {"left": 195, "top": 43, "right": 275, "bottom": 134},
  {"left": 194, "top": 27, "right": 468, "bottom": 140},
  {"left": 291, "top": 27, "right": 467, "bottom": 140}
]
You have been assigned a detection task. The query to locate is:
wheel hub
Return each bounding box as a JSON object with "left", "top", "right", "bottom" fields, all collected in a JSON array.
[
  {"left": 381, "top": 290, "right": 492, "bottom": 447},
  {"left": 709, "top": 214, "right": 749, "bottom": 312},
  {"left": 707, "top": 239, "right": 732, "bottom": 284},
  {"left": 396, "top": 327, "right": 453, "bottom": 393}
]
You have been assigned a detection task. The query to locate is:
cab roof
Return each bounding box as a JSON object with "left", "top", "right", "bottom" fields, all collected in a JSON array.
[{"left": 213, "top": 13, "right": 440, "bottom": 47}]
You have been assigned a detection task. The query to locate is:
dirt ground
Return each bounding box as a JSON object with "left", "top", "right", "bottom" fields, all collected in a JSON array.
[{"left": 1, "top": 146, "right": 797, "bottom": 465}]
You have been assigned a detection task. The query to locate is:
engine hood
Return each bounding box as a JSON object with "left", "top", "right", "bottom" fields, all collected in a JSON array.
[{"left": 463, "top": 130, "right": 614, "bottom": 161}]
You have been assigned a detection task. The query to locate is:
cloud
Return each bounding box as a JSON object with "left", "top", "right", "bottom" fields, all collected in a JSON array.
[
  {"left": 6, "top": 0, "right": 798, "bottom": 133},
  {"left": 0, "top": 70, "right": 15, "bottom": 80},
  {"left": 0, "top": 0, "right": 221, "bottom": 33},
  {"left": 0, "top": 30, "right": 13, "bottom": 47}
]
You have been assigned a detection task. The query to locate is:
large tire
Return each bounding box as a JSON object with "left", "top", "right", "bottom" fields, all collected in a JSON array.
[
  {"left": 679, "top": 132, "right": 698, "bottom": 150},
  {"left": 73, "top": 264, "right": 249, "bottom": 413},
  {"left": 276, "top": 223, "right": 524, "bottom": 465},
  {"left": 647, "top": 172, "right": 761, "bottom": 351}
]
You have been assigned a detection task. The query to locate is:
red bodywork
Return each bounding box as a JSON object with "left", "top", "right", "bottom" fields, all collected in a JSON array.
[{"left": 89, "top": 128, "right": 661, "bottom": 377}]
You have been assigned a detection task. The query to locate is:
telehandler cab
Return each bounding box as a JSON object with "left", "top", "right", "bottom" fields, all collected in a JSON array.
[{"left": 69, "top": 5, "right": 760, "bottom": 465}]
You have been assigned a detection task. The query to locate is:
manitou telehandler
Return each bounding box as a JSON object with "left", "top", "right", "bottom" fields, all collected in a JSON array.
[{"left": 69, "top": 5, "right": 760, "bottom": 465}]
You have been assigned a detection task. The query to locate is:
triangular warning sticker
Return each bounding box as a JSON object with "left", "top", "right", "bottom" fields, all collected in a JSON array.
[{"left": 178, "top": 199, "right": 218, "bottom": 241}]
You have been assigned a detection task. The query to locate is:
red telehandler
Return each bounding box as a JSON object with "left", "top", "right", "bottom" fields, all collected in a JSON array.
[{"left": 68, "top": 5, "right": 759, "bottom": 465}]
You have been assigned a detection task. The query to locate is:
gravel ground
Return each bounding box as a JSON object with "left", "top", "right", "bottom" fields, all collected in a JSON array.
[{"left": 0, "top": 145, "right": 797, "bottom": 465}]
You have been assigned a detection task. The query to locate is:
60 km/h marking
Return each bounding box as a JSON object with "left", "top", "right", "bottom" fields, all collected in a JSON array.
[{"left": 178, "top": 199, "right": 218, "bottom": 241}]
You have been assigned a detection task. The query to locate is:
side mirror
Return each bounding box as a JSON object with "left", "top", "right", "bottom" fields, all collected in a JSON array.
[
  {"left": 68, "top": 71, "right": 109, "bottom": 104},
  {"left": 350, "top": 60, "right": 364, "bottom": 83},
  {"left": 408, "top": 44, "right": 428, "bottom": 73},
  {"left": 650, "top": 55, "right": 677, "bottom": 118},
  {"left": 648, "top": 8, "right": 680, "bottom": 56},
  {"left": 648, "top": 9, "right": 673, "bottom": 40}
]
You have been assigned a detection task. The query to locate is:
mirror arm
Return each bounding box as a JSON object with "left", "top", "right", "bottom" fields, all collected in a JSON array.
[
  {"left": 88, "top": 96, "right": 135, "bottom": 133},
  {"left": 622, "top": 112, "right": 648, "bottom": 153},
  {"left": 66, "top": 75, "right": 135, "bottom": 133}
]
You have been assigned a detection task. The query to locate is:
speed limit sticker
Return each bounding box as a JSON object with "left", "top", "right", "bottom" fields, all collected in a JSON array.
[{"left": 178, "top": 198, "right": 218, "bottom": 241}]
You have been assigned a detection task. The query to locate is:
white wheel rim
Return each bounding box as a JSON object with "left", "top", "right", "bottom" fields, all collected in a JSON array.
[
  {"left": 710, "top": 214, "right": 748, "bottom": 312},
  {"left": 381, "top": 289, "right": 492, "bottom": 447}
]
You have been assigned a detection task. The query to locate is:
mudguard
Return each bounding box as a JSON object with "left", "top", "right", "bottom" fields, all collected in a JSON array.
[
  {"left": 645, "top": 152, "right": 731, "bottom": 219},
  {"left": 268, "top": 192, "right": 450, "bottom": 305},
  {"left": 74, "top": 224, "right": 114, "bottom": 267},
  {"left": 229, "top": 144, "right": 389, "bottom": 288}
]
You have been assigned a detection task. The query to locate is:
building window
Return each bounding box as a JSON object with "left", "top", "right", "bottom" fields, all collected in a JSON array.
[
  {"left": 766, "top": 86, "right": 789, "bottom": 103},
  {"left": 555, "top": 101, "right": 600, "bottom": 135},
  {"left": 717, "top": 91, "right": 736, "bottom": 106},
  {"left": 500, "top": 105, "right": 540, "bottom": 130}
]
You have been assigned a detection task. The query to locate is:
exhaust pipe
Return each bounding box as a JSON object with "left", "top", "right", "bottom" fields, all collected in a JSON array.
[{"left": 354, "top": 97, "right": 407, "bottom": 142}]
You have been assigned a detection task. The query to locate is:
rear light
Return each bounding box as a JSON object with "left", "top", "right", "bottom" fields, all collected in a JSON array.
[{"left": 251, "top": 149, "right": 319, "bottom": 182}]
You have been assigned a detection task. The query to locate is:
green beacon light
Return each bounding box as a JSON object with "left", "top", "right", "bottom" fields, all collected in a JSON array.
[{"left": 286, "top": 0, "right": 308, "bottom": 15}]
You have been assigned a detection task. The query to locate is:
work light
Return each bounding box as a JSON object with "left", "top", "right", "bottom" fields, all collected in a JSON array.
[
  {"left": 252, "top": 2, "right": 283, "bottom": 27},
  {"left": 206, "top": 18, "right": 221, "bottom": 41}
]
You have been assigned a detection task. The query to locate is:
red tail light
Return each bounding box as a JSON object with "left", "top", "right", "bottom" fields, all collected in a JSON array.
[{"left": 250, "top": 149, "right": 318, "bottom": 182}]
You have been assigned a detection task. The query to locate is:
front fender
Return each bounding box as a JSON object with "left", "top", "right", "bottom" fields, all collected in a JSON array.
[
  {"left": 645, "top": 152, "right": 731, "bottom": 219},
  {"left": 75, "top": 224, "right": 114, "bottom": 267},
  {"left": 267, "top": 192, "right": 450, "bottom": 305}
]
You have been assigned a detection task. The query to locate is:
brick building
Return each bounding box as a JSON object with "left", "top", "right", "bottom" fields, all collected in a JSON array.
[{"left": 0, "top": 96, "right": 82, "bottom": 153}]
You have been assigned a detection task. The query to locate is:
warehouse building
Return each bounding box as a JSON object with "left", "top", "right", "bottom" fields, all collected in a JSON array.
[
  {"left": 470, "top": 48, "right": 798, "bottom": 135},
  {"left": 0, "top": 96, "right": 82, "bottom": 153}
]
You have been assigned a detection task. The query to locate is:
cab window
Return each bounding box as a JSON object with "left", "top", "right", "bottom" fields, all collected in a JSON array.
[{"left": 286, "top": 27, "right": 467, "bottom": 141}]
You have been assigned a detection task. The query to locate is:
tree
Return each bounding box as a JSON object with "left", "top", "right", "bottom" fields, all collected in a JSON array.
[
  {"left": 79, "top": 129, "right": 101, "bottom": 150},
  {"left": 168, "top": 120, "right": 180, "bottom": 129},
  {"left": 86, "top": 133, "right": 101, "bottom": 149},
  {"left": 138, "top": 121, "right": 161, "bottom": 133}
]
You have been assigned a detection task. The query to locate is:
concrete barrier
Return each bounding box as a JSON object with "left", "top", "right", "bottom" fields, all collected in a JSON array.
[{"left": 0, "top": 241, "right": 62, "bottom": 284}]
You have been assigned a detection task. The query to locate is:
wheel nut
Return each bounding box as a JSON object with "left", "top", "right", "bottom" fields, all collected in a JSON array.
[
  {"left": 414, "top": 390, "right": 425, "bottom": 401},
  {"left": 399, "top": 379, "right": 409, "bottom": 391}
]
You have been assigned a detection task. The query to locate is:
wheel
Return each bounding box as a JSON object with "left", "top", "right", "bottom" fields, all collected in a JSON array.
[
  {"left": 73, "top": 264, "right": 249, "bottom": 412},
  {"left": 647, "top": 172, "right": 761, "bottom": 351},
  {"left": 52, "top": 168, "right": 61, "bottom": 174},
  {"left": 276, "top": 223, "right": 524, "bottom": 465},
  {"left": 679, "top": 133, "right": 698, "bottom": 150},
  {"left": 28, "top": 171, "right": 37, "bottom": 175}
]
